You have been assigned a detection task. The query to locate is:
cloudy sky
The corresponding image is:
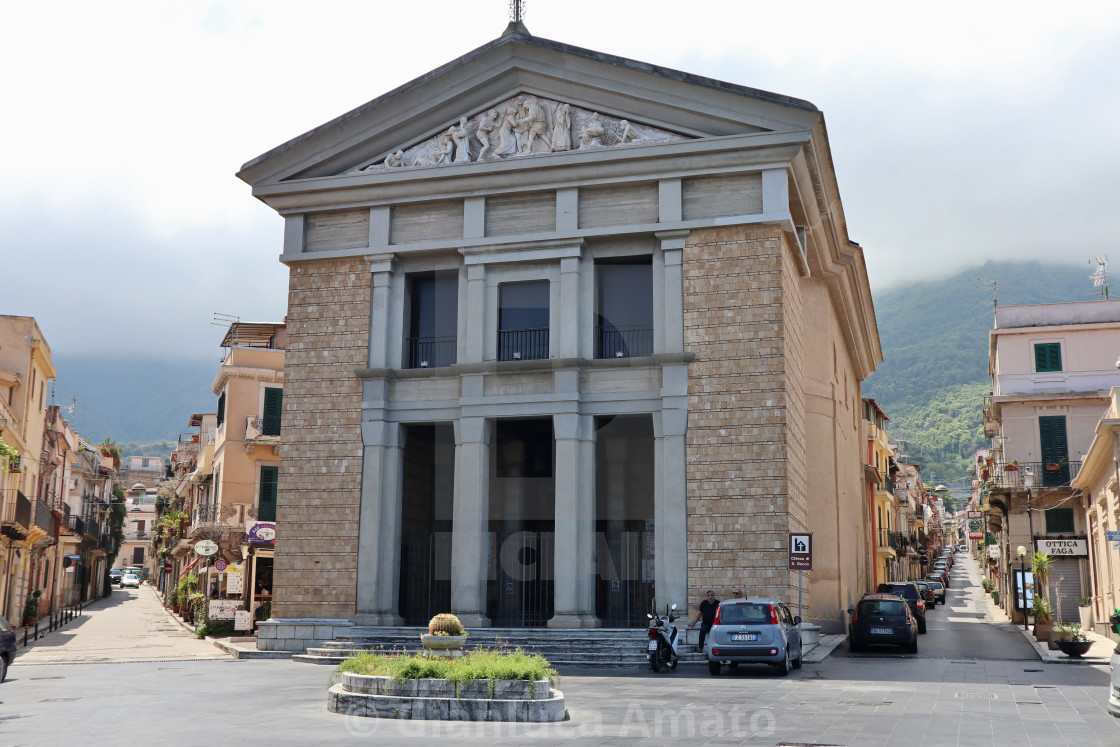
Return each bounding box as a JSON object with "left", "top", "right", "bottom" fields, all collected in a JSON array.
[{"left": 4, "top": 1, "right": 1119, "bottom": 362}]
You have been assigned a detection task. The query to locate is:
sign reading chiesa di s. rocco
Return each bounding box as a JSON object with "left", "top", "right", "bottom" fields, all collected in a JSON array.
[{"left": 1035, "top": 538, "right": 1088, "bottom": 557}]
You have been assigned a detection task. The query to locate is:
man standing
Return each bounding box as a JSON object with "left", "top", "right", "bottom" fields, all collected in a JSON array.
[{"left": 688, "top": 590, "right": 720, "bottom": 650}]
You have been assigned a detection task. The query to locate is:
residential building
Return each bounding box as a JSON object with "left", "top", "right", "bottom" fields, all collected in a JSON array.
[
  {"left": 236, "top": 23, "right": 881, "bottom": 650},
  {"left": 984, "top": 299, "right": 1120, "bottom": 625},
  {"left": 892, "top": 458, "right": 928, "bottom": 581},
  {"left": 116, "top": 483, "right": 157, "bottom": 572},
  {"left": 864, "top": 399, "right": 897, "bottom": 586},
  {"left": 118, "top": 456, "right": 166, "bottom": 489}
]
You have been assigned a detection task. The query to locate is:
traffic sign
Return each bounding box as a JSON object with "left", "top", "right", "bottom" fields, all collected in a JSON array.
[
  {"left": 788, "top": 532, "right": 813, "bottom": 571},
  {"left": 214, "top": 559, "right": 228, "bottom": 572}
]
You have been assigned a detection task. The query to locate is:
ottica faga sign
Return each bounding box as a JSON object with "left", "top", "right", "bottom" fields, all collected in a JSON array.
[{"left": 1035, "top": 538, "right": 1087, "bottom": 557}]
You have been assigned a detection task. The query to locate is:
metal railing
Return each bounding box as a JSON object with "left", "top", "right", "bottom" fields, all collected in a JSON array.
[
  {"left": 194, "top": 503, "right": 221, "bottom": 524},
  {"left": 1, "top": 491, "right": 32, "bottom": 530},
  {"left": 100, "top": 535, "right": 115, "bottom": 553},
  {"left": 877, "top": 529, "right": 900, "bottom": 550},
  {"left": 407, "top": 335, "right": 457, "bottom": 369},
  {"left": 32, "top": 499, "right": 53, "bottom": 530},
  {"left": 595, "top": 324, "right": 653, "bottom": 359},
  {"left": 498, "top": 328, "right": 549, "bottom": 362},
  {"left": 247, "top": 415, "right": 281, "bottom": 439},
  {"left": 986, "top": 460, "right": 1080, "bottom": 489},
  {"left": 67, "top": 514, "right": 85, "bottom": 536}
]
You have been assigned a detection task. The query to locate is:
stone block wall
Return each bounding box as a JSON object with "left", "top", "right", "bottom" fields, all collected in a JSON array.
[
  {"left": 682, "top": 224, "right": 807, "bottom": 607},
  {"left": 275, "top": 258, "right": 369, "bottom": 619}
]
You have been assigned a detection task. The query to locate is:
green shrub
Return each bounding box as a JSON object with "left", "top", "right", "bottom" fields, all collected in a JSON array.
[
  {"left": 427, "top": 613, "right": 465, "bottom": 636},
  {"left": 336, "top": 649, "right": 555, "bottom": 686},
  {"left": 195, "top": 620, "right": 236, "bottom": 639}
]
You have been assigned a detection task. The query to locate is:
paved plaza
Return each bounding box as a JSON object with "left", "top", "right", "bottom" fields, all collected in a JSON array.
[{"left": 1, "top": 564, "right": 1118, "bottom": 746}]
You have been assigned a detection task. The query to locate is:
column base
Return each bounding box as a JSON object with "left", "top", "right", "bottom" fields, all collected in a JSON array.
[
  {"left": 455, "top": 613, "right": 492, "bottom": 628},
  {"left": 352, "top": 613, "right": 405, "bottom": 626},
  {"left": 547, "top": 613, "right": 601, "bottom": 629}
]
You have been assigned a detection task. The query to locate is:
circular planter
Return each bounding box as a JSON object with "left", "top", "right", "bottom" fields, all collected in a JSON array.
[
  {"left": 421, "top": 634, "right": 467, "bottom": 657},
  {"left": 1055, "top": 639, "right": 1092, "bottom": 658}
]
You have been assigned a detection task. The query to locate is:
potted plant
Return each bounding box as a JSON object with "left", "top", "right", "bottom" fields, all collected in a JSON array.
[
  {"left": 22, "top": 589, "right": 41, "bottom": 626},
  {"left": 1004, "top": 460, "right": 1019, "bottom": 472},
  {"left": 982, "top": 579, "right": 994, "bottom": 593},
  {"left": 1053, "top": 623, "right": 1092, "bottom": 658},
  {"left": 1032, "top": 597, "right": 1053, "bottom": 642},
  {"left": 420, "top": 613, "right": 468, "bottom": 657},
  {"left": 1077, "top": 597, "right": 1092, "bottom": 629}
]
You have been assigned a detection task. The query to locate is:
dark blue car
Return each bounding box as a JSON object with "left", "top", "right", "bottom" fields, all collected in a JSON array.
[{"left": 0, "top": 612, "right": 14, "bottom": 683}]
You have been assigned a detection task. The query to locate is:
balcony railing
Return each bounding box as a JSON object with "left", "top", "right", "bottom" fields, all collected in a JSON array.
[
  {"left": 194, "top": 503, "right": 221, "bottom": 524},
  {"left": 406, "top": 335, "right": 457, "bottom": 369},
  {"left": 595, "top": 324, "right": 653, "bottom": 359},
  {"left": 246, "top": 416, "right": 281, "bottom": 439},
  {"left": 67, "top": 515, "right": 85, "bottom": 536},
  {"left": 498, "top": 328, "right": 549, "bottom": 362},
  {"left": 100, "top": 535, "right": 115, "bottom": 553},
  {"left": 1, "top": 491, "right": 32, "bottom": 532},
  {"left": 985, "top": 460, "right": 1080, "bottom": 490},
  {"left": 877, "top": 529, "right": 900, "bottom": 550},
  {"left": 32, "top": 500, "right": 52, "bottom": 530}
]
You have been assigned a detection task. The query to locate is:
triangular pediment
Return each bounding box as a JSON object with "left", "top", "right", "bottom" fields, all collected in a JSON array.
[
  {"left": 349, "top": 95, "right": 690, "bottom": 174},
  {"left": 238, "top": 23, "right": 821, "bottom": 187}
]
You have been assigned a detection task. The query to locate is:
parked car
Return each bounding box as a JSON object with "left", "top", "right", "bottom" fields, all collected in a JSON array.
[
  {"left": 924, "top": 579, "right": 946, "bottom": 605},
  {"left": 848, "top": 593, "right": 918, "bottom": 653},
  {"left": 705, "top": 598, "right": 803, "bottom": 676},
  {"left": 109, "top": 569, "right": 123, "bottom": 585},
  {"left": 1110, "top": 612, "right": 1120, "bottom": 717},
  {"left": 0, "top": 612, "right": 13, "bottom": 683},
  {"left": 927, "top": 569, "right": 950, "bottom": 588},
  {"left": 120, "top": 574, "right": 140, "bottom": 589},
  {"left": 875, "top": 582, "right": 927, "bottom": 633},
  {"left": 957, "top": 544, "right": 968, "bottom": 553},
  {"left": 916, "top": 581, "right": 936, "bottom": 607}
]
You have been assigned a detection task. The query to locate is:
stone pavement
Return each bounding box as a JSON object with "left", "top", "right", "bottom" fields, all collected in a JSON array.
[{"left": 12, "top": 583, "right": 233, "bottom": 665}]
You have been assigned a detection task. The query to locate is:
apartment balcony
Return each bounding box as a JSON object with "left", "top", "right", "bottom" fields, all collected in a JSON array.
[
  {"left": 987, "top": 461, "right": 1080, "bottom": 490},
  {"left": 0, "top": 491, "right": 31, "bottom": 539},
  {"left": 32, "top": 499, "right": 53, "bottom": 531},
  {"left": 876, "top": 528, "right": 900, "bottom": 557},
  {"left": 100, "top": 534, "right": 116, "bottom": 553},
  {"left": 65, "top": 514, "right": 85, "bottom": 537},
  {"left": 82, "top": 516, "right": 101, "bottom": 540},
  {"left": 245, "top": 415, "right": 281, "bottom": 444},
  {"left": 406, "top": 335, "right": 456, "bottom": 369},
  {"left": 595, "top": 324, "right": 653, "bottom": 359},
  {"left": 498, "top": 328, "right": 549, "bottom": 362}
]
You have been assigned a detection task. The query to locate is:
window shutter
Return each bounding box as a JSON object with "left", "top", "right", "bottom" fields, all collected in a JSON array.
[
  {"left": 1034, "top": 343, "right": 1062, "bottom": 372},
  {"left": 262, "top": 388, "right": 283, "bottom": 436},
  {"left": 1038, "top": 415, "right": 1068, "bottom": 464},
  {"left": 1048, "top": 344, "right": 1062, "bottom": 371},
  {"left": 258, "top": 466, "right": 278, "bottom": 522},
  {"left": 216, "top": 391, "right": 226, "bottom": 427}
]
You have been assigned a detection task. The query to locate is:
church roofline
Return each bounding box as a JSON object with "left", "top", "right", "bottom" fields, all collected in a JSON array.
[{"left": 238, "top": 23, "right": 818, "bottom": 181}]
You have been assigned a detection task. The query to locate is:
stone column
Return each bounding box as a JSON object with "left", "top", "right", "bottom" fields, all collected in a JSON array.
[
  {"left": 549, "top": 409, "right": 599, "bottom": 628},
  {"left": 354, "top": 399, "right": 404, "bottom": 625},
  {"left": 366, "top": 254, "right": 396, "bottom": 368},
  {"left": 557, "top": 256, "right": 580, "bottom": 359},
  {"left": 654, "top": 364, "right": 689, "bottom": 611},
  {"left": 451, "top": 416, "right": 492, "bottom": 627},
  {"left": 655, "top": 231, "right": 688, "bottom": 354},
  {"left": 461, "top": 263, "right": 487, "bottom": 364}
]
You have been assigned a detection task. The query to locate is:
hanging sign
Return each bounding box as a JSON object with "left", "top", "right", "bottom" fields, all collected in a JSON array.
[
  {"left": 968, "top": 517, "right": 984, "bottom": 540},
  {"left": 246, "top": 522, "right": 276, "bottom": 545},
  {"left": 194, "top": 540, "right": 219, "bottom": 556},
  {"left": 1034, "top": 538, "right": 1087, "bottom": 557}
]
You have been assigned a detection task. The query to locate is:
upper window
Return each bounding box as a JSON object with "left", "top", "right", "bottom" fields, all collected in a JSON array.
[
  {"left": 1034, "top": 342, "right": 1062, "bottom": 372},
  {"left": 262, "top": 388, "right": 283, "bottom": 436},
  {"left": 406, "top": 272, "right": 458, "bottom": 368},
  {"left": 1044, "top": 508, "right": 1075, "bottom": 534},
  {"left": 258, "top": 465, "right": 278, "bottom": 522},
  {"left": 595, "top": 257, "right": 652, "bottom": 358},
  {"left": 216, "top": 390, "right": 226, "bottom": 427},
  {"left": 498, "top": 281, "right": 549, "bottom": 361}
]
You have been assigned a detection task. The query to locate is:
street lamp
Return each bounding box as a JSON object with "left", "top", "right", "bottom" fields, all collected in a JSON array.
[
  {"left": 1017, "top": 545, "right": 1029, "bottom": 630},
  {"left": 1023, "top": 467, "right": 1035, "bottom": 552}
]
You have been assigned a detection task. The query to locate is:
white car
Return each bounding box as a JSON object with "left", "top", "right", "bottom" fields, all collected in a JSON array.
[
  {"left": 120, "top": 574, "right": 140, "bottom": 589},
  {"left": 1111, "top": 647, "right": 1120, "bottom": 717}
]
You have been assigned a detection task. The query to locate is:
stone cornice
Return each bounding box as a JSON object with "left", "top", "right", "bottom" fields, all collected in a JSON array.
[
  {"left": 355, "top": 352, "right": 695, "bottom": 381},
  {"left": 211, "top": 366, "right": 284, "bottom": 394}
]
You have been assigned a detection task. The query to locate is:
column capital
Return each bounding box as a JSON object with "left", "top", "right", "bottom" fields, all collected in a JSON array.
[
  {"left": 655, "top": 230, "right": 690, "bottom": 253},
  {"left": 365, "top": 253, "right": 397, "bottom": 276}
]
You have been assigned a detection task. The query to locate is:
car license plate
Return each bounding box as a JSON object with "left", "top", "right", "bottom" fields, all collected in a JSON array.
[
  {"left": 730, "top": 633, "right": 758, "bottom": 641},
  {"left": 648, "top": 640, "right": 658, "bottom": 651},
  {"left": 870, "top": 627, "right": 892, "bottom": 635}
]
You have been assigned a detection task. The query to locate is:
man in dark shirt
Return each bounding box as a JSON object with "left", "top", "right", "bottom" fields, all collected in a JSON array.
[{"left": 688, "top": 589, "right": 720, "bottom": 650}]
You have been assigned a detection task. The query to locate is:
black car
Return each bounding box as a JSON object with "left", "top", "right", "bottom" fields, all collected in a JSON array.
[
  {"left": 927, "top": 569, "right": 950, "bottom": 588},
  {"left": 109, "top": 569, "right": 123, "bottom": 585},
  {"left": 916, "top": 581, "right": 936, "bottom": 607},
  {"left": 848, "top": 594, "right": 918, "bottom": 653},
  {"left": 875, "top": 582, "right": 927, "bottom": 633},
  {"left": 0, "top": 612, "right": 15, "bottom": 683}
]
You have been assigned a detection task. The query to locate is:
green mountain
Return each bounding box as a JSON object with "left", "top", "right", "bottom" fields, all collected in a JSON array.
[{"left": 863, "top": 260, "right": 1098, "bottom": 485}]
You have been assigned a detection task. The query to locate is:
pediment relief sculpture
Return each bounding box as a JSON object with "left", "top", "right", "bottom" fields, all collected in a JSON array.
[{"left": 353, "top": 95, "right": 688, "bottom": 174}]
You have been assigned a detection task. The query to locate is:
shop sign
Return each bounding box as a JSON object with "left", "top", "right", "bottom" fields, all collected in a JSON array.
[
  {"left": 968, "top": 516, "right": 984, "bottom": 540},
  {"left": 234, "top": 610, "right": 252, "bottom": 631},
  {"left": 208, "top": 599, "right": 240, "bottom": 621},
  {"left": 1034, "top": 538, "right": 1087, "bottom": 557},
  {"left": 194, "top": 540, "right": 219, "bottom": 556},
  {"left": 988, "top": 545, "right": 1000, "bottom": 560},
  {"left": 246, "top": 521, "right": 276, "bottom": 545},
  {"left": 227, "top": 564, "right": 244, "bottom": 595}
]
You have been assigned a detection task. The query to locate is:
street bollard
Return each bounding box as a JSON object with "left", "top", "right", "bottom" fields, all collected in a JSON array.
[
  {"left": 34, "top": 620, "right": 39, "bottom": 640},
  {"left": 23, "top": 626, "right": 28, "bottom": 646}
]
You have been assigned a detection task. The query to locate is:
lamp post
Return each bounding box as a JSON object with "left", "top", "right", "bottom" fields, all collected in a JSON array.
[
  {"left": 1017, "top": 545, "right": 1028, "bottom": 630},
  {"left": 1023, "top": 467, "right": 1035, "bottom": 554}
]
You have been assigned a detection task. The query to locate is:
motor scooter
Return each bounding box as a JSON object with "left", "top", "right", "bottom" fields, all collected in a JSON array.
[{"left": 646, "top": 603, "right": 680, "bottom": 672}]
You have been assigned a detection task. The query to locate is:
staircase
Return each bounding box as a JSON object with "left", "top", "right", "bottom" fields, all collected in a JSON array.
[{"left": 293, "top": 626, "right": 710, "bottom": 669}]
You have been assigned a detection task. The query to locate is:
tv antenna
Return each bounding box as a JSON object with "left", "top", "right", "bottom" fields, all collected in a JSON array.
[
  {"left": 212, "top": 312, "right": 239, "bottom": 328},
  {"left": 1090, "top": 255, "right": 1109, "bottom": 300},
  {"left": 509, "top": 0, "right": 525, "bottom": 23},
  {"left": 978, "top": 278, "right": 997, "bottom": 325}
]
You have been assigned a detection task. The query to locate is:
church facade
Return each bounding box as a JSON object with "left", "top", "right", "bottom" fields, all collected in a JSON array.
[{"left": 237, "top": 23, "right": 880, "bottom": 649}]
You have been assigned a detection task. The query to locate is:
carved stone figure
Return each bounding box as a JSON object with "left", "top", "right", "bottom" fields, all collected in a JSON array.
[
  {"left": 451, "top": 117, "right": 471, "bottom": 163},
  {"left": 517, "top": 95, "right": 551, "bottom": 153},
  {"left": 551, "top": 103, "right": 571, "bottom": 151},
  {"left": 431, "top": 132, "right": 454, "bottom": 165},
  {"left": 578, "top": 112, "right": 605, "bottom": 149},
  {"left": 477, "top": 109, "right": 499, "bottom": 160},
  {"left": 383, "top": 150, "right": 404, "bottom": 168},
  {"left": 617, "top": 119, "right": 644, "bottom": 144},
  {"left": 496, "top": 105, "right": 520, "bottom": 157}
]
